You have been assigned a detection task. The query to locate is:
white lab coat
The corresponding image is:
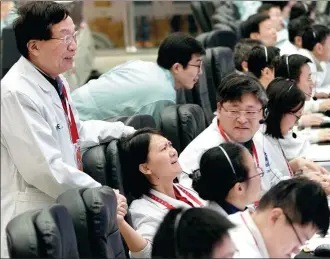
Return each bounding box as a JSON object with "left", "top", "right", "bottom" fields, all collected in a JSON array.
[
  {"left": 128, "top": 184, "right": 205, "bottom": 258},
  {"left": 253, "top": 127, "right": 294, "bottom": 183},
  {"left": 178, "top": 117, "right": 277, "bottom": 193},
  {"left": 1, "top": 57, "right": 135, "bottom": 258},
  {"left": 279, "top": 40, "right": 300, "bottom": 56},
  {"left": 207, "top": 201, "right": 228, "bottom": 217},
  {"left": 298, "top": 48, "right": 330, "bottom": 91},
  {"left": 228, "top": 210, "right": 270, "bottom": 258}
]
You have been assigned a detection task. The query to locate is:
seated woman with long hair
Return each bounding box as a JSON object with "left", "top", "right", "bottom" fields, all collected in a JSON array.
[
  {"left": 116, "top": 128, "right": 205, "bottom": 258},
  {"left": 193, "top": 142, "right": 263, "bottom": 215},
  {"left": 253, "top": 77, "right": 330, "bottom": 193},
  {"left": 152, "top": 208, "right": 236, "bottom": 258}
]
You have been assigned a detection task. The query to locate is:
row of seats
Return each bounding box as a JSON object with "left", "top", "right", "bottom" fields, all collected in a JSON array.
[{"left": 6, "top": 186, "right": 125, "bottom": 258}]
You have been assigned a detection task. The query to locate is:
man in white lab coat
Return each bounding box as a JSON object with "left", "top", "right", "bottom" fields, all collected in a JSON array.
[
  {"left": 0, "top": 2, "right": 134, "bottom": 257},
  {"left": 178, "top": 73, "right": 282, "bottom": 192},
  {"left": 229, "top": 178, "right": 329, "bottom": 258},
  {"left": 299, "top": 24, "right": 330, "bottom": 92},
  {"left": 280, "top": 16, "right": 312, "bottom": 56}
]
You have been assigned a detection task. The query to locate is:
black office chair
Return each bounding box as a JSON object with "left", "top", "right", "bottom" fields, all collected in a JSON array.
[
  {"left": 204, "top": 47, "right": 235, "bottom": 112},
  {"left": 6, "top": 204, "right": 79, "bottom": 258},
  {"left": 160, "top": 104, "right": 207, "bottom": 154},
  {"left": 57, "top": 186, "right": 126, "bottom": 258},
  {"left": 191, "top": 2, "right": 212, "bottom": 32}
]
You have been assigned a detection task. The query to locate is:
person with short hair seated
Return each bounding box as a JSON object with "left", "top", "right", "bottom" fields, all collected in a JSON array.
[
  {"left": 178, "top": 74, "right": 276, "bottom": 192},
  {"left": 229, "top": 177, "right": 330, "bottom": 258},
  {"left": 253, "top": 78, "right": 330, "bottom": 194},
  {"left": 257, "top": 3, "right": 288, "bottom": 47},
  {"left": 115, "top": 128, "right": 204, "bottom": 258},
  {"left": 247, "top": 45, "right": 280, "bottom": 88},
  {"left": 152, "top": 207, "right": 236, "bottom": 258},
  {"left": 299, "top": 24, "right": 330, "bottom": 92},
  {"left": 72, "top": 33, "right": 205, "bottom": 127},
  {"left": 234, "top": 38, "right": 262, "bottom": 74},
  {"left": 240, "top": 13, "right": 277, "bottom": 47},
  {"left": 193, "top": 142, "right": 263, "bottom": 216},
  {"left": 274, "top": 54, "right": 330, "bottom": 145},
  {"left": 280, "top": 16, "right": 313, "bottom": 56}
]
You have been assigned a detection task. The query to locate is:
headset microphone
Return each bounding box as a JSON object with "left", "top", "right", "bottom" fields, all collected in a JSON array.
[{"left": 292, "top": 132, "right": 297, "bottom": 139}]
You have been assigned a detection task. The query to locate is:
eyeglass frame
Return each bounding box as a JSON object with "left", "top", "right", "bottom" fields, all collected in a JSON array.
[
  {"left": 283, "top": 212, "right": 304, "bottom": 247},
  {"left": 221, "top": 104, "right": 263, "bottom": 119},
  {"left": 187, "top": 61, "right": 203, "bottom": 73},
  {"left": 50, "top": 31, "right": 79, "bottom": 45}
]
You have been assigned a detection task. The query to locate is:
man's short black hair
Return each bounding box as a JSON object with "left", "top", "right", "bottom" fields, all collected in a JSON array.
[
  {"left": 262, "top": 1, "right": 288, "bottom": 10},
  {"left": 216, "top": 73, "right": 268, "bottom": 107},
  {"left": 258, "top": 177, "right": 330, "bottom": 237},
  {"left": 241, "top": 14, "right": 271, "bottom": 39},
  {"left": 288, "top": 16, "right": 313, "bottom": 44},
  {"left": 234, "top": 38, "right": 263, "bottom": 71},
  {"left": 13, "top": 1, "right": 70, "bottom": 59},
  {"left": 258, "top": 3, "right": 278, "bottom": 14},
  {"left": 274, "top": 54, "right": 311, "bottom": 81},
  {"left": 157, "top": 32, "right": 205, "bottom": 70},
  {"left": 290, "top": 2, "right": 314, "bottom": 21},
  {"left": 265, "top": 77, "right": 305, "bottom": 139},
  {"left": 302, "top": 24, "right": 330, "bottom": 51},
  {"left": 248, "top": 46, "right": 280, "bottom": 78}
]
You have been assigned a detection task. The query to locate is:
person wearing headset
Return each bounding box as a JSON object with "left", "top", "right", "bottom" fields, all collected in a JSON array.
[
  {"left": 152, "top": 208, "right": 236, "bottom": 258},
  {"left": 114, "top": 128, "right": 204, "bottom": 258},
  {"left": 229, "top": 177, "right": 329, "bottom": 258},
  {"left": 193, "top": 142, "right": 262, "bottom": 216},
  {"left": 178, "top": 73, "right": 274, "bottom": 192},
  {"left": 274, "top": 54, "right": 330, "bottom": 146},
  {"left": 253, "top": 78, "right": 330, "bottom": 194},
  {"left": 247, "top": 45, "right": 280, "bottom": 88}
]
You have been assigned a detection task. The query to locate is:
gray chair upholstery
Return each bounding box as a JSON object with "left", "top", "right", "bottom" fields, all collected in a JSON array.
[{"left": 6, "top": 204, "right": 79, "bottom": 258}]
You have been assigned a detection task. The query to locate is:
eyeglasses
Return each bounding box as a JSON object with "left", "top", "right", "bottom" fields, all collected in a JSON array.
[
  {"left": 221, "top": 105, "right": 263, "bottom": 119},
  {"left": 187, "top": 61, "right": 203, "bottom": 73},
  {"left": 284, "top": 212, "right": 304, "bottom": 247},
  {"left": 50, "top": 31, "right": 78, "bottom": 45},
  {"left": 246, "top": 167, "right": 264, "bottom": 181},
  {"left": 289, "top": 112, "right": 302, "bottom": 121}
]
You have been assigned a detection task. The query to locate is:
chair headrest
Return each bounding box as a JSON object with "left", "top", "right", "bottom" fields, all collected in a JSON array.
[
  {"left": 6, "top": 205, "right": 79, "bottom": 259},
  {"left": 57, "top": 186, "right": 118, "bottom": 258}
]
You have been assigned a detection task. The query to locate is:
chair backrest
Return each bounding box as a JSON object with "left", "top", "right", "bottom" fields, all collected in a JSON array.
[
  {"left": 160, "top": 104, "right": 207, "bottom": 154},
  {"left": 2, "top": 26, "right": 21, "bottom": 79},
  {"left": 203, "top": 47, "right": 235, "bottom": 112},
  {"left": 6, "top": 205, "right": 79, "bottom": 259},
  {"left": 191, "top": 2, "right": 212, "bottom": 32},
  {"left": 57, "top": 186, "right": 126, "bottom": 258},
  {"left": 125, "top": 114, "right": 156, "bottom": 129},
  {"left": 205, "top": 30, "right": 238, "bottom": 50}
]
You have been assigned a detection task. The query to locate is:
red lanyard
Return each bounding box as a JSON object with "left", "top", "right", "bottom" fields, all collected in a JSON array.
[
  {"left": 218, "top": 123, "right": 259, "bottom": 167},
  {"left": 58, "top": 79, "right": 83, "bottom": 171},
  {"left": 240, "top": 213, "right": 261, "bottom": 253},
  {"left": 148, "top": 185, "right": 203, "bottom": 209}
]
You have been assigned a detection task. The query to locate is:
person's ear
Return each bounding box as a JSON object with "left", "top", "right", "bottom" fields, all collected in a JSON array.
[
  {"left": 139, "top": 163, "right": 151, "bottom": 175},
  {"left": 241, "top": 60, "right": 249, "bottom": 72},
  {"left": 294, "top": 36, "right": 302, "bottom": 48},
  {"left": 314, "top": 42, "right": 323, "bottom": 56},
  {"left": 171, "top": 63, "right": 182, "bottom": 74},
  {"left": 27, "top": 40, "right": 40, "bottom": 56},
  {"left": 250, "top": 32, "right": 260, "bottom": 40},
  {"left": 269, "top": 208, "right": 283, "bottom": 225},
  {"left": 233, "top": 182, "right": 244, "bottom": 194}
]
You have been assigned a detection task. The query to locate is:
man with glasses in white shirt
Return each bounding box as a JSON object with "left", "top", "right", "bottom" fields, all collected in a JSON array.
[{"left": 1, "top": 2, "right": 135, "bottom": 257}]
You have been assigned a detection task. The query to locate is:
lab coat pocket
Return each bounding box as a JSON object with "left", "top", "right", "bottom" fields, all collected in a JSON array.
[{"left": 13, "top": 188, "right": 55, "bottom": 217}]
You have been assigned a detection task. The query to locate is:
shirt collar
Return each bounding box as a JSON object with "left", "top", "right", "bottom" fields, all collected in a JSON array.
[
  {"left": 222, "top": 201, "right": 246, "bottom": 215},
  {"left": 161, "top": 66, "right": 175, "bottom": 89},
  {"left": 241, "top": 210, "right": 270, "bottom": 258}
]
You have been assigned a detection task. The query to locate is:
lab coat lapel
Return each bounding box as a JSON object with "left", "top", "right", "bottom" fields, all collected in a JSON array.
[{"left": 19, "top": 57, "right": 63, "bottom": 109}]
